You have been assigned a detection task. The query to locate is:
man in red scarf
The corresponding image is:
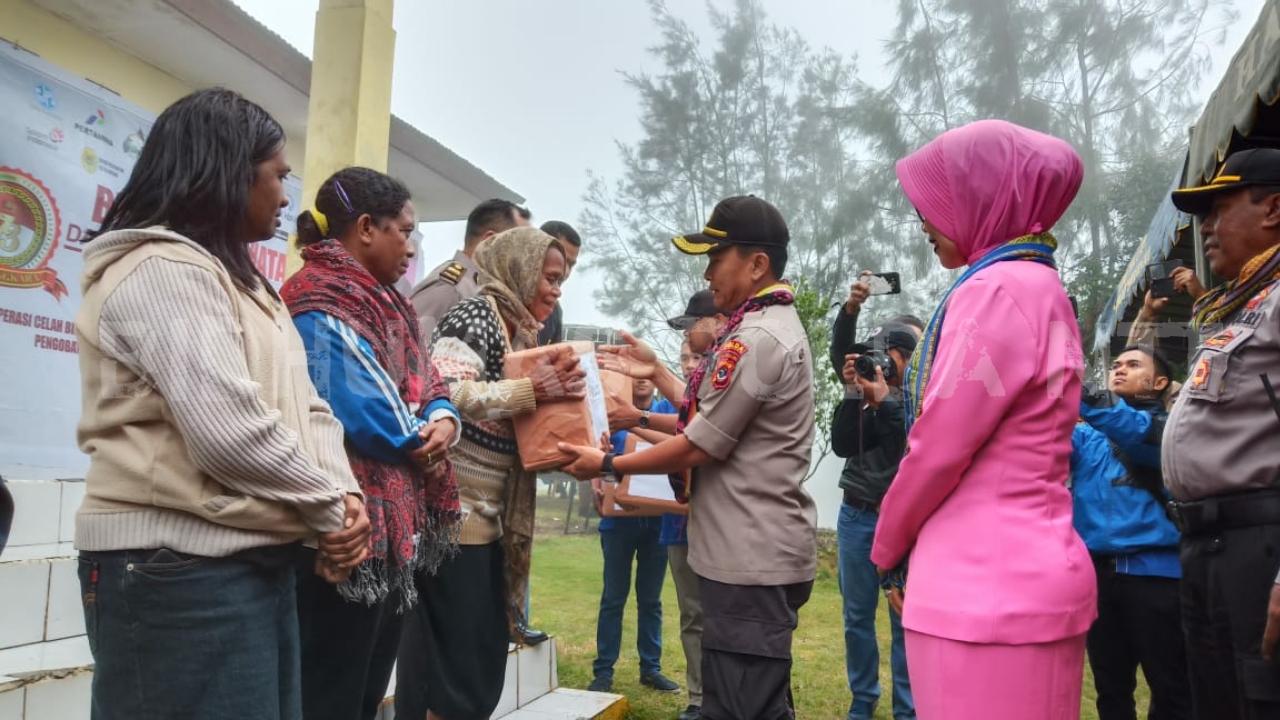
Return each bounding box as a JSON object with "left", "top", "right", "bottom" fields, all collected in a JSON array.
[{"left": 561, "top": 196, "right": 818, "bottom": 720}]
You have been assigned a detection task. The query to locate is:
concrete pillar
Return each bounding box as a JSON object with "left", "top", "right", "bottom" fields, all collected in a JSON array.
[{"left": 290, "top": 0, "right": 396, "bottom": 275}]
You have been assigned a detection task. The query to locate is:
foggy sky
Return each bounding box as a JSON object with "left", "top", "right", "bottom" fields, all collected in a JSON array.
[
  {"left": 233, "top": 0, "right": 1265, "bottom": 528},
  {"left": 234, "top": 0, "right": 1262, "bottom": 333}
]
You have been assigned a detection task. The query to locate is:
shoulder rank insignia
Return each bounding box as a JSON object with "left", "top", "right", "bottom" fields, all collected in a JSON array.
[
  {"left": 1204, "top": 329, "right": 1236, "bottom": 350},
  {"left": 439, "top": 262, "right": 465, "bottom": 284},
  {"left": 712, "top": 339, "right": 748, "bottom": 390}
]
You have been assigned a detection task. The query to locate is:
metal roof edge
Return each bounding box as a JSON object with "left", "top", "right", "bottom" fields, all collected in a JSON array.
[{"left": 168, "top": 0, "right": 522, "bottom": 203}]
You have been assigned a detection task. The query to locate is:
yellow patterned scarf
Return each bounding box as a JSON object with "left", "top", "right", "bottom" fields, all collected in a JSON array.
[{"left": 1192, "top": 243, "right": 1280, "bottom": 331}]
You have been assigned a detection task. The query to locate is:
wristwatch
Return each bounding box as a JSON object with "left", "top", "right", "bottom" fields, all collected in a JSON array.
[
  {"left": 600, "top": 452, "right": 623, "bottom": 482},
  {"left": 638, "top": 410, "right": 651, "bottom": 429}
]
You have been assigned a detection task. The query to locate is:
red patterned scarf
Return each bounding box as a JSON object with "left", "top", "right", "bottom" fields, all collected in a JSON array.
[
  {"left": 282, "top": 240, "right": 460, "bottom": 607},
  {"left": 669, "top": 283, "right": 795, "bottom": 502}
]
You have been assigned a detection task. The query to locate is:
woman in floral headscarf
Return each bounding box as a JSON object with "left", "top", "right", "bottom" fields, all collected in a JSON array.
[
  {"left": 395, "top": 226, "right": 586, "bottom": 720},
  {"left": 870, "top": 120, "right": 1097, "bottom": 720}
]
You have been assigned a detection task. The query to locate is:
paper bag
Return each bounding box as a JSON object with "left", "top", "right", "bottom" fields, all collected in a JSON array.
[
  {"left": 615, "top": 437, "right": 688, "bottom": 516},
  {"left": 504, "top": 341, "right": 610, "bottom": 471}
]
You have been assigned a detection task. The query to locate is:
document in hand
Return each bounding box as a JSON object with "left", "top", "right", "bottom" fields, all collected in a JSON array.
[
  {"left": 616, "top": 437, "right": 688, "bottom": 516},
  {"left": 600, "top": 477, "right": 654, "bottom": 517}
]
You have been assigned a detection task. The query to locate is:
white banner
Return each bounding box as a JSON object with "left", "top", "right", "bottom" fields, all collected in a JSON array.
[{"left": 0, "top": 45, "right": 300, "bottom": 476}]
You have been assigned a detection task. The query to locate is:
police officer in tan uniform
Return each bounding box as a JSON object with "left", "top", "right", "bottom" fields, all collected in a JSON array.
[
  {"left": 560, "top": 196, "right": 818, "bottom": 720},
  {"left": 409, "top": 198, "right": 529, "bottom": 343},
  {"left": 1163, "top": 148, "right": 1280, "bottom": 720}
]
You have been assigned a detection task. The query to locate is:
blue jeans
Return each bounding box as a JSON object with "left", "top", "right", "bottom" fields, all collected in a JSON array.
[
  {"left": 593, "top": 516, "right": 667, "bottom": 679},
  {"left": 838, "top": 503, "right": 915, "bottom": 720},
  {"left": 78, "top": 545, "right": 302, "bottom": 720}
]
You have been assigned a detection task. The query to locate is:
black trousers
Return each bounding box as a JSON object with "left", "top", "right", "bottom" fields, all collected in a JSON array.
[
  {"left": 296, "top": 549, "right": 404, "bottom": 720},
  {"left": 395, "top": 543, "right": 508, "bottom": 720},
  {"left": 1181, "top": 524, "right": 1280, "bottom": 720},
  {"left": 1086, "top": 560, "right": 1190, "bottom": 720},
  {"left": 698, "top": 576, "right": 813, "bottom": 720}
]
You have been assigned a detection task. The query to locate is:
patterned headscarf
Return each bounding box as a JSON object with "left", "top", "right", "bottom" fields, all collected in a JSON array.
[{"left": 474, "top": 227, "right": 563, "bottom": 350}]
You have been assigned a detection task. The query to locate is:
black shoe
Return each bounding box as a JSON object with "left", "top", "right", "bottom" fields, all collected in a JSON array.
[
  {"left": 640, "top": 672, "right": 681, "bottom": 693},
  {"left": 587, "top": 676, "right": 613, "bottom": 693},
  {"left": 677, "top": 704, "right": 701, "bottom": 720},
  {"left": 513, "top": 624, "right": 550, "bottom": 646},
  {"left": 522, "top": 627, "right": 549, "bottom": 645}
]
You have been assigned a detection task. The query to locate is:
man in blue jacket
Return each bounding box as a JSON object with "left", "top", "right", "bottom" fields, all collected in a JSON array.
[
  {"left": 1072, "top": 344, "right": 1189, "bottom": 720},
  {"left": 588, "top": 378, "right": 681, "bottom": 697}
]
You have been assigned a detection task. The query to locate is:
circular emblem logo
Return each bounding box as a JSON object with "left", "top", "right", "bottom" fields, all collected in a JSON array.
[
  {"left": 81, "top": 147, "right": 99, "bottom": 174},
  {"left": 0, "top": 167, "right": 66, "bottom": 299},
  {"left": 123, "top": 129, "right": 146, "bottom": 159}
]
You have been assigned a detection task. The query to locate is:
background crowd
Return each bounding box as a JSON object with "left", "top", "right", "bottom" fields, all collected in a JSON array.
[{"left": 48, "top": 70, "right": 1280, "bottom": 720}]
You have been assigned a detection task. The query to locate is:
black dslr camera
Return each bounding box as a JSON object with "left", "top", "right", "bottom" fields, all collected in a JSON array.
[{"left": 854, "top": 352, "right": 896, "bottom": 382}]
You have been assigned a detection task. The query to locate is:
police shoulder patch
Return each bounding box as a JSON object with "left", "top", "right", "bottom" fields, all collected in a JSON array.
[
  {"left": 1246, "top": 285, "right": 1272, "bottom": 311},
  {"left": 712, "top": 339, "right": 748, "bottom": 390},
  {"left": 439, "top": 262, "right": 465, "bottom": 284}
]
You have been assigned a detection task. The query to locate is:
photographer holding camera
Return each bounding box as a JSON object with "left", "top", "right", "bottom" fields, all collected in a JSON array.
[{"left": 831, "top": 321, "right": 918, "bottom": 720}]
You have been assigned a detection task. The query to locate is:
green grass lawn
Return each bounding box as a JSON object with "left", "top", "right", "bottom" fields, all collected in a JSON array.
[{"left": 529, "top": 493, "right": 1148, "bottom": 719}]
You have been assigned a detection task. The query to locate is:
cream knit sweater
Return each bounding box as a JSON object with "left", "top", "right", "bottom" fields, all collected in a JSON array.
[{"left": 75, "top": 229, "right": 358, "bottom": 556}]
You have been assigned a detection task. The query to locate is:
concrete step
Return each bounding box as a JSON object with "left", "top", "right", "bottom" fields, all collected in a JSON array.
[
  {"left": 2, "top": 479, "right": 83, "bottom": 554},
  {"left": 376, "top": 638, "right": 563, "bottom": 719},
  {"left": 0, "top": 669, "right": 92, "bottom": 720},
  {"left": 497, "top": 688, "right": 628, "bottom": 719}
]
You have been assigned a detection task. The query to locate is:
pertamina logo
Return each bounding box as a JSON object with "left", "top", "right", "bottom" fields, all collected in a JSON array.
[
  {"left": 74, "top": 108, "right": 113, "bottom": 147},
  {"left": 0, "top": 167, "right": 67, "bottom": 299}
]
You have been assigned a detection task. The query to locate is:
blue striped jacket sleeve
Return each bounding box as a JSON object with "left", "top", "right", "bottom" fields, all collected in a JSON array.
[{"left": 293, "top": 311, "right": 428, "bottom": 464}]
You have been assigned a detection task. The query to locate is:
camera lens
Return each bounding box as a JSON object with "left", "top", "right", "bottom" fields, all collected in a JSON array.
[
  {"left": 854, "top": 355, "right": 877, "bottom": 381},
  {"left": 854, "top": 352, "right": 896, "bottom": 382}
]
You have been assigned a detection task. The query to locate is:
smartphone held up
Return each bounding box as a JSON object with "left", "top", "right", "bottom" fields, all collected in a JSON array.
[
  {"left": 866, "top": 272, "right": 901, "bottom": 296},
  {"left": 1147, "top": 260, "right": 1183, "bottom": 299}
]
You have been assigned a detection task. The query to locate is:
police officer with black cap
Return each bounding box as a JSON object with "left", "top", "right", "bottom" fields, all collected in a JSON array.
[
  {"left": 1163, "top": 147, "right": 1280, "bottom": 720},
  {"left": 560, "top": 195, "right": 818, "bottom": 720}
]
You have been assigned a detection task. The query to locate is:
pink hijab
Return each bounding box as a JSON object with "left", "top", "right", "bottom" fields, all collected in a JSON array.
[{"left": 895, "top": 119, "right": 1084, "bottom": 264}]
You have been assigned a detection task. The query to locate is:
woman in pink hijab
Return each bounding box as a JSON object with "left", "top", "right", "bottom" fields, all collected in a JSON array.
[{"left": 871, "top": 120, "right": 1097, "bottom": 719}]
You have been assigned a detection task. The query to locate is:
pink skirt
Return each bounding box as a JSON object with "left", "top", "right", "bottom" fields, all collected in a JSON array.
[{"left": 905, "top": 630, "right": 1087, "bottom": 720}]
